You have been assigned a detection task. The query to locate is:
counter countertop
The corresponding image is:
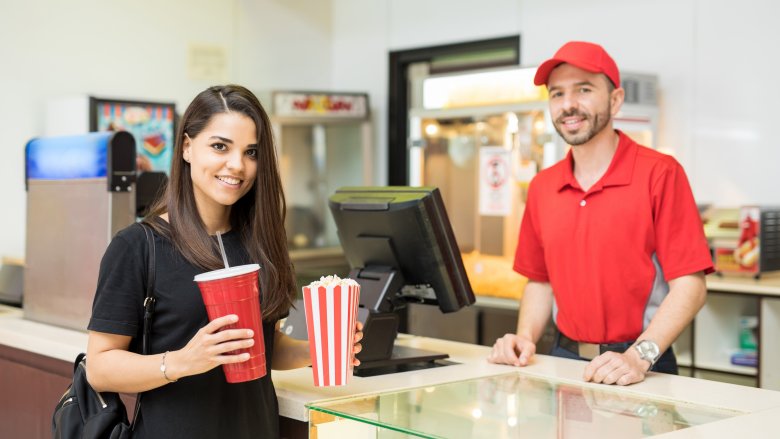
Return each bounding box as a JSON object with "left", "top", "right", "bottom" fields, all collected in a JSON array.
[
  {"left": 706, "top": 272, "right": 780, "bottom": 296},
  {"left": 0, "top": 305, "right": 87, "bottom": 362},
  {"left": 3, "top": 304, "right": 780, "bottom": 438}
]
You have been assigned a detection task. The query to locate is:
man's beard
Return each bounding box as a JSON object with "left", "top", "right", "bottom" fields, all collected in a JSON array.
[{"left": 553, "top": 102, "right": 611, "bottom": 146}]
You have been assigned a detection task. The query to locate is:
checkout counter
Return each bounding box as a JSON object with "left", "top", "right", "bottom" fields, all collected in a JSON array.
[{"left": 2, "top": 304, "right": 780, "bottom": 438}]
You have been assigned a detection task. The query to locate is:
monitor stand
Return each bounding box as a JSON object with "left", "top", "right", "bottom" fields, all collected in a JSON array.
[{"left": 354, "top": 344, "right": 456, "bottom": 377}]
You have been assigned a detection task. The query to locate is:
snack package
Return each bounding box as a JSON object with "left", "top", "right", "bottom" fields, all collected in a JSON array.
[{"left": 734, "top": 207, "right": 760, "bottom": 273}]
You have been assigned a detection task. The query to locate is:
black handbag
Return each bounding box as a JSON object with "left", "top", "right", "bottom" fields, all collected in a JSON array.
[{"left": 52, "top": 223, "right": 157, "bottom": 439}]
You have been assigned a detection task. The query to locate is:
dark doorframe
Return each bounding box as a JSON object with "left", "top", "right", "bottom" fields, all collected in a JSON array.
[{"left": 387, "top": 35, "right": 521, "bottom": 185}]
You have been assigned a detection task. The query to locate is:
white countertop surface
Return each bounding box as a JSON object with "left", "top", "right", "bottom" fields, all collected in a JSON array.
[
  {"left": 0, "top": 305, "right": 87, "bottom": 361},
  {"left": 2, "top": 304, "right": 780, "bottom": 438},
  {"left": 706, "top": 272, "right": 780, "bottom": 296}
]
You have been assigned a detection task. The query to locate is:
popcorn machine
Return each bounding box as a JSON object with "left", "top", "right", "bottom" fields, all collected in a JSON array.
[{"left": 270, "top": 91, "right": 374, "bottom": 285}]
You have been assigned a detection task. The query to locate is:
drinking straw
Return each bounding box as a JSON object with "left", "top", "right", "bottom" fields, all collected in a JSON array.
[{"left": 216, "top": 230, "right": 230, "bottom": 268}]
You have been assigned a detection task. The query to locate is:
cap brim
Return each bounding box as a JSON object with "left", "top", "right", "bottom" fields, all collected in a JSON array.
[{"left": 534, "top": 59, "right": 564, "bottom": 86}]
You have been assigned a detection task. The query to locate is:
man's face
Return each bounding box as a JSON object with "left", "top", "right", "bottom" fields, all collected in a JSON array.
[{"left": 547, "top": 64, "right": 623, "bottom": 146}]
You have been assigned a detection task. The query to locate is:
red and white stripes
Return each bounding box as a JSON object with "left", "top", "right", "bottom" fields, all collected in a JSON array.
[{"left": 302, "top": 284, "right": 360, "bottom": 386}]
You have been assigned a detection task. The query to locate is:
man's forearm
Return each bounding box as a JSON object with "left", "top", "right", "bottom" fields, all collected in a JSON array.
[
  {"left": 635, "top": 272, "right": 707, "bottom": 352},
  {"left": 517, "top": 281, "right": 554, "bottom": 343}
]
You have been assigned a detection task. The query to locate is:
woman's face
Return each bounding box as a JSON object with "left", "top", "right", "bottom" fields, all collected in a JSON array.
[{"left": 183, "top": 112, "right": 258, "bottom": 220}]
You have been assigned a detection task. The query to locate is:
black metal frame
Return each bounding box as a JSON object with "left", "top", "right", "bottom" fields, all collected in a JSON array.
[
  {"left": 88, "top": 96, "right": 177, "bottom": 133},
  {"left": 387, "top": 35, "right": 521, "bottom": 185}
]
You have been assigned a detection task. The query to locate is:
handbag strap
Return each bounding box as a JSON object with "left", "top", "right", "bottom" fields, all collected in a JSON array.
[
  {"left": 132, "top": 222, "right": 157, "bottom": 429},
  {"left": 140, "top": 223, "right": 156, "bottom": 355}
]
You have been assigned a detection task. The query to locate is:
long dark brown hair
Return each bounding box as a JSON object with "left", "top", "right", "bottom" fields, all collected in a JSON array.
[{"left": 146, "top": 85, "right": 295, "bottom": 320}]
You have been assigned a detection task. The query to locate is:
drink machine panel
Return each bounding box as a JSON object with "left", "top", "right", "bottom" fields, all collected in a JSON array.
[{"left": 24, "top": 131, "right": 136, "bottom": 331}]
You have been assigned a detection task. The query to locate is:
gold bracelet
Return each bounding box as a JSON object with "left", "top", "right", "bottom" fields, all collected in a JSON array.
[{"left": 160, "top": 351, "right": 178, "bottom": 383}]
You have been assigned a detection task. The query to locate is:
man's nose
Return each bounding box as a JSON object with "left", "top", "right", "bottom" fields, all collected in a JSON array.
[{"left": 561, "top": 93, "right": 578, "bottom": 111}]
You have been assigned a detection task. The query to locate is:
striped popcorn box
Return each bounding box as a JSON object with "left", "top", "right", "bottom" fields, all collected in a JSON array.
[{"left": 302, "top": 276, "right": 360, "bottom": 387}]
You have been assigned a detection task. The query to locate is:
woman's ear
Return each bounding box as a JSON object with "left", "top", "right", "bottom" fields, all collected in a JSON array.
[{"left": 183, "top": 133, "right": 192, "bottom": 163}]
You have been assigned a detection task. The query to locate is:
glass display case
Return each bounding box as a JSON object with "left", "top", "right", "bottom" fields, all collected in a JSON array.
[{"left": 307, "top": 372, "right": 742, "bottom": 438}]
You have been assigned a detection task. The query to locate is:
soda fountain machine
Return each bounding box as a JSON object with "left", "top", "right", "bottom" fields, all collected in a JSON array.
[{"left": 24, "top": 131, "right": 136, "bottom": 330}]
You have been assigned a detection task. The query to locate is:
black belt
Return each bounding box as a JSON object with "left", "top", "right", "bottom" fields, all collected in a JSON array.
[{"left": 557, "top": 332, "right": 634, "bottom": 360}]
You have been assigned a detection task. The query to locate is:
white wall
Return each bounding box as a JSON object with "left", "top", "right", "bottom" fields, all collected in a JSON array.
[
  {"left": 4, "top": 1, "right": 780, "bottom": 259},
  {"left": 519, "top": 0, "right": 780, "bottom": 205},
  {"left": 331, "top": 0, "right": 390, "bottom": 185},
  {"left": 0, "top": 0, "right": 333, "bottom": 259},
  {"left": 386, "top": 0, "right": 521, "bottom": 50},
  {"left": 331, "top": 0, "right": 780, "bottom": 206},
  {"left": 235, "top": 0, "right": 333, "bottom": 92},
  {"left": 690, "top": 1, "right": 778, "bottom": 205}
]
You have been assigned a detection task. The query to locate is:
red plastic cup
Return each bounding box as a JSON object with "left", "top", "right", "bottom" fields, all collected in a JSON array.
[
  {"left": 194, "top": 264, "right": 266, "bottom": 383},
  {"left": 302, "top": 282, "right": 360, "bottom": 386}
]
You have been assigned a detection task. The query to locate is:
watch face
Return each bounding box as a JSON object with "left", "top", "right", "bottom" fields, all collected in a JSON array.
[{"left": 638, "top": 340, "right": 660, "bottom": 361}]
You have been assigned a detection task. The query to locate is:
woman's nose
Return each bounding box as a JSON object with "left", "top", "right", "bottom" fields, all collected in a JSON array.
[{"left": 225, "top": 151, "right": 245, "bottom": 172}]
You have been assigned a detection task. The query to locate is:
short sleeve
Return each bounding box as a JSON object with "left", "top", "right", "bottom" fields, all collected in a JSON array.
[
  {"left": 513, "top": 182, "right": 550, "bottom": 281},
  {"left": 87, "top": 226, "right": 147, "bottom": 337},
  {"left": 652, "top": 161, "right": 714, "bottom": 281}
]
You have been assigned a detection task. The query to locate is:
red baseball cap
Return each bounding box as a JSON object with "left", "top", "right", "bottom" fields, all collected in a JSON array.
[{"left": 533, "top": 41, "right": 620, "bottom": 87}]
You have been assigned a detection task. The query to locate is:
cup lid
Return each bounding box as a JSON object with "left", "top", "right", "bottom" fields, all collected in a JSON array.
[{"left": 193, "top": 264, "right": 260, "bottom": 282}]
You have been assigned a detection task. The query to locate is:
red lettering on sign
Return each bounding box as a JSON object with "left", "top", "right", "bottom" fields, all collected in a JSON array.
[{"left": 292, "top": 98, "right": 312, "bottom": 110}]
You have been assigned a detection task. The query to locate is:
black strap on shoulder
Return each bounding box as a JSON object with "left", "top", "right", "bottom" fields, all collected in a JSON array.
[
  {"left": 141, "top": 223, "right": 156, "bottom": 355},
  {"left": 132, "top": 222, "right": 157, "bottom": 429}
]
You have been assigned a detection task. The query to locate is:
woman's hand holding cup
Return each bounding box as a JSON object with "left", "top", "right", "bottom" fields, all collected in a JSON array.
[{"left": 168, "top": 314, "right": 255, "bottom": 380}]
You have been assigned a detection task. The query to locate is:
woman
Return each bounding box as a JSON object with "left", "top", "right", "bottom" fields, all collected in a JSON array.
[{"left": 86, "top": 85, "right": 362, "bottom": 438}]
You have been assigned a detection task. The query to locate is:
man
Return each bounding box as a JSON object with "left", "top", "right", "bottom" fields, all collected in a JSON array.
[{"left": 488, "top": 41, "right": 713, "bottom": 386}]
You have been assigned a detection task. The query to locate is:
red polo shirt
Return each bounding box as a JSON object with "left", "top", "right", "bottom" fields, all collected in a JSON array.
[{"left": 514, "top": 131, "right": 713, "bottom": 343}]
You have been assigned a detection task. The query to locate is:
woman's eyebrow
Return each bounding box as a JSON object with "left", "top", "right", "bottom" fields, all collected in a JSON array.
[{"left": 208, "top": 136, "right": 234, "bottom": 143}]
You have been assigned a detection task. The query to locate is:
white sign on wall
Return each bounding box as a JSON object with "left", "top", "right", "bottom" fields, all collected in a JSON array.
[
  {"left": 188, "top": 43, "right": 228, "bottom": 82},
  {"left": 273, "top": 92, "right": 368, "bottom": 119},
  {"left": 479, "top": 146, "right": 511, "bottom": 216}
]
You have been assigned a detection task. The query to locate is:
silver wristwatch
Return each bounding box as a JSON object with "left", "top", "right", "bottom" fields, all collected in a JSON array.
[{"left": 634, "top": 340, "right": 661, "bottom": 368}]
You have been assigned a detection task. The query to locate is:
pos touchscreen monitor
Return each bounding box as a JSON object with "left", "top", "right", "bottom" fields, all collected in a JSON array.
[{"left": 328, "top": 186, "right": 476, "bottom": 371}]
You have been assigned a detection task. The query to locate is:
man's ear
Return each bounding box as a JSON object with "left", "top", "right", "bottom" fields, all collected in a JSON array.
[{"left": 610, "top": 87, "right": 625, "bottom": 118}]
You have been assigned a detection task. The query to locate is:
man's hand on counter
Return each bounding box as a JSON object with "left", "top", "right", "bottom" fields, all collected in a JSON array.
[
  {"left": 487, "top": 333, "right": 536, "bottom": 367},
  {"left": 583, "top": 349, "right": 650, "bottom": 386}
]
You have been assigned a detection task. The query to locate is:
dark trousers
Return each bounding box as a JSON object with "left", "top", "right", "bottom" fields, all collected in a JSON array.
[{"left": 550, "top": 332, "right": 679, "bottom": 375}]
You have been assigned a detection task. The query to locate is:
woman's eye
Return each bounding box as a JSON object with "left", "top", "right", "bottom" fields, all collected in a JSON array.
[
  {"left": 246, "top": 149, "right": 258, "bottom": 158},
  {"left": 211, "top": 143, "right": 227, "bottom": 151}
]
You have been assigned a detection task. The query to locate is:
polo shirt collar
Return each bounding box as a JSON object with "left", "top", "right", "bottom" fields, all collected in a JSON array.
[{"left": 555, "top": 130, "right": 638, "bottom": 192}]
